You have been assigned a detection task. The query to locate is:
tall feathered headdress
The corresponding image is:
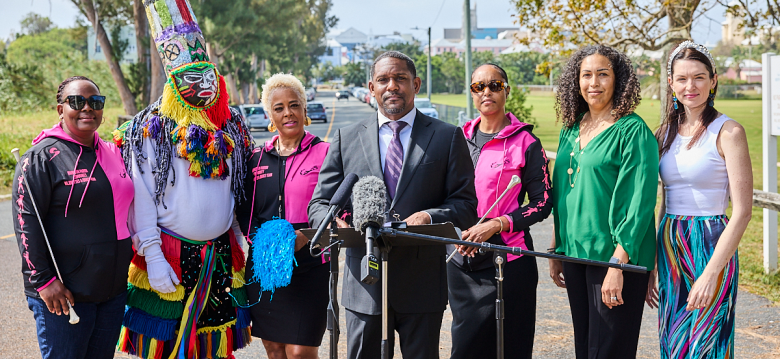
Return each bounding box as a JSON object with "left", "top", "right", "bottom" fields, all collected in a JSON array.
[{"left": 144, "top": 0, "right": 230, "bottom": 130}]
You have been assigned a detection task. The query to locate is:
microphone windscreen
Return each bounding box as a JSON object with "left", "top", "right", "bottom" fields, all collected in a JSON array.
[
  {"left": 352, "top": 176, "right": 386, "bottom": 232},
  {"left": 330, "top": 173, "right": 359, "bottom": 207}
]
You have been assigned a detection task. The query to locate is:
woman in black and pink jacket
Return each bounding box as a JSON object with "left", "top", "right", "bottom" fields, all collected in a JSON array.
[
  {"left": 13, "top": 76, "right": 134, "bottom": 359},
  {"left": 448, "top": 64, "right": 552, "bottom": 359},
  {"left": 236, "top": 74, "right": 329, "bottom": 359}
]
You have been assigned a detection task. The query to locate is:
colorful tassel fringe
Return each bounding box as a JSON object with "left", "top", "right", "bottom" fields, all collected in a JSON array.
[
  {"left": 123, "top": 307, "right": 179, "bottom": 341},
  {"left": 128, "top": 263, "right": 186, "bottom": 302},
  {"left": 249, "top": 218, "right": 298, "bottom": 298},
  {"left": 126, "top": 284, "right": 184, "bottom": 320}
]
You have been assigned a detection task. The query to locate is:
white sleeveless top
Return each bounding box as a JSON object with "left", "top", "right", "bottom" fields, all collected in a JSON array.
[{"left": 659, "top": 115, "right": 733, "bottom": 216}]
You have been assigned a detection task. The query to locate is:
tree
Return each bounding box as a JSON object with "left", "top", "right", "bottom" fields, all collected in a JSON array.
[
  {"left": 511, "top": 0, "right": 712, "bottom": 113},
  {"left": 69, "top": 0, "right": 138, "bottom": 115},
  {"left": 373, "top": 41, "right": 424, "bottom": 60},
  {"left": 20, "top": 13, "right": 53, "bottom": 35},
  {"left": 341, "top": 62, "right": 365, "bottom": 86}
]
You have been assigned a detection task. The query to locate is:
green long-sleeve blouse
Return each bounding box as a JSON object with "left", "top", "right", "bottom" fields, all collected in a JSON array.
[{"left": 552, "top": 113, "right": 658, "bottom": 270}]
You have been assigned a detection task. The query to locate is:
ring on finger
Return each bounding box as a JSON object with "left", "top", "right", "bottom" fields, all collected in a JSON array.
[{"left": 611, "top": 296, "right": 618, "bottom": 301}]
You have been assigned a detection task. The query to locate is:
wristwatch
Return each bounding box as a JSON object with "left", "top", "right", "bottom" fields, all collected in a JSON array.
[{"left": 609, "top": 256, "right": 624, "bottom": 265}]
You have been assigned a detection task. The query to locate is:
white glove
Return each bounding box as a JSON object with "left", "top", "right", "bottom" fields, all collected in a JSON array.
[{"left": 144, "top": 244, "right": 180, "bottom": 293}]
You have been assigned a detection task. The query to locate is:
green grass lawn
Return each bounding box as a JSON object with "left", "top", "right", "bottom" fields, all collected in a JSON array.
[{"left": 433, "top": 93, "right": 780, "bottom": 303}]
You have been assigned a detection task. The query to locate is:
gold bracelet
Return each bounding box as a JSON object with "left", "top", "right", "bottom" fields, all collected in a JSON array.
[{"left": 496, "top": 217, "right": 504, "bottom": 233}]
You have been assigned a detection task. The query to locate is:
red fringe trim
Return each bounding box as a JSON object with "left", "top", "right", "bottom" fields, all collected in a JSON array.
[
  {"left": 204, "top": 76, "right": 231, "bottom": 129},
  {"left": 228, "top": 231, "right": 246, "bottom": 271},
  {"left": 130, "top": 251, "right": 181, "bottom": 281}
]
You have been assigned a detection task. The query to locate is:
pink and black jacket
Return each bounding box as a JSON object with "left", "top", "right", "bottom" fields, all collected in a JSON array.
[
  {"left": 237, "top": 131, "right": 330, "bottom": 272},
  {"left": 12, "top": 124, "right": 135, "bottom": 302},
  {"left": 454, "top": 113, "right": 553, "bottom": 271}
]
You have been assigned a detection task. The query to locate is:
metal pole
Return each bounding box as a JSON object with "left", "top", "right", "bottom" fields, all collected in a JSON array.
[
  {"left": 327, "top": 220, "right": 340, "bottom": 359},
  {"left": 464, "top": 0, "right": 473, "bottom": 120},
  {"left": 495, "top": 255, "right": 505, "bottom": 359},
  {"left": 763, "top": 52, "right": 778, "bottom": 273},
  {"left": 427, "top": 27, "right": 432, "bottom": 102}
]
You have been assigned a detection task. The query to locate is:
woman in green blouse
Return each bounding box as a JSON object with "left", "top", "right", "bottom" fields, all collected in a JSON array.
[{"left": 549, "top": 45, "right": 658, "bottom": 358}]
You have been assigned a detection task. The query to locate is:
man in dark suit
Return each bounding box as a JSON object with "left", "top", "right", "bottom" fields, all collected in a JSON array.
[{"left": 308, "top": 51, "right": 477, "bottom": 358}]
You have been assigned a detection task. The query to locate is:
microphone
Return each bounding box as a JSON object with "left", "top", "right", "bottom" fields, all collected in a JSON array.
[
  {"left": 446, "top": 175, "right": 521, "bottom": 263},
  {"left": 351, "top": 176, "right": 386, "bottom": 285},
  {"left": 310, "top": 173, "right": 359, "bottom": 253}
]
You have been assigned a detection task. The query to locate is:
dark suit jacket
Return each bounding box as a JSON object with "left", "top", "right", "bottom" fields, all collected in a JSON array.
[{"left": 308, "top": 110, "right": 477, "bottom": 315}]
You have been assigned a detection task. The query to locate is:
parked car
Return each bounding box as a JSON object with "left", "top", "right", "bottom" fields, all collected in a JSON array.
[
  {"left": 306, "top": 88, "right": 316, "bottom": 101},
  {"left": 363, "top": 92, "right": 371, "bottom": 104},
  {"left": 307, "top": 101, "right": 328, "bottom": 123},
  {"left": 414, "top": 98, "right": 439, "bottom": 119},
  {"left": 336, "top": 91, "right": 349, "bottom": 100},
  {"left": 369, "top": 96, "right": 377, "bottom": 109},
  {"left": 240, "top": 104, "right": 270, "bottom": 131}
]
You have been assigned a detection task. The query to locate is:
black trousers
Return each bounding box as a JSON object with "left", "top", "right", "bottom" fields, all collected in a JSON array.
[
  {"left": 345, "top": 307, "right": 443, "bottom": 359},
  {"left": 562, "top": 262, "right": 650, "bottom": 359},
  {"left": 447, "top": 254, "right": 538, "bottom": 359}
]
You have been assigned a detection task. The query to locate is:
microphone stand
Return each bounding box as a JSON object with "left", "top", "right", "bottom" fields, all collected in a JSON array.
[
  {"left": 495, "top": 254, "right": 505, "bottom": 359},
  {"left": 376, "top": 226, "right": 647, "bottom": 359},
  {"left": 327, "top": 218, "right": 340, "bottom": 359}
]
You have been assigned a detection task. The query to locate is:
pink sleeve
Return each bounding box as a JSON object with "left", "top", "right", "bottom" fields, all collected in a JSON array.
[{"left": 37, "top": 277, "right": 57, "bottom": 292}]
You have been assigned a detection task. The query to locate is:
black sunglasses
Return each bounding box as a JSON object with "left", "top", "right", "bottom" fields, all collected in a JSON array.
[
  {"left": 470, "top": 80, "right": 507, "bottom": 93},
  {"left": 63, "top": 95, "right": 106, "bottom": 111}
]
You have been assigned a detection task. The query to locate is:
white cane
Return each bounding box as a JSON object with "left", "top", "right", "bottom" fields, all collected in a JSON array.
[
  {"left": 12, "top": 148, "right": 80, "bottom": 324},
  {"left": 446, "top": 175, "right": 521, "bottom": 263}
]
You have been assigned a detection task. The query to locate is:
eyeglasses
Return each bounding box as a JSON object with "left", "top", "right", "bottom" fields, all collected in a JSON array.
[
  {"left": 63, "top": 95, "right": 106, "bottom": 111},
  {"left": 470, "top": 80, "right": 507, "bottom": 93}
]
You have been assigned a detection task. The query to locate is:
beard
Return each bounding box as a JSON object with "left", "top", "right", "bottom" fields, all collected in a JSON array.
[{"left": 381, "top": 91, "right": 406, "bottom": 115}]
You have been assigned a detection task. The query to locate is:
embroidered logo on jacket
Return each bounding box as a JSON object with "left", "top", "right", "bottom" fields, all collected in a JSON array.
[
  {"left": 65, "top": 169, "right": 96, "bottom": 186},
  {"left": 300, "top": 165, "right": 319, "bottom": 176},
  {"left": 253, "top": 165, "right": 273, "bottom": 180},
  {"left": 48, "top": 147, "right": 60, "bottom": 160}
]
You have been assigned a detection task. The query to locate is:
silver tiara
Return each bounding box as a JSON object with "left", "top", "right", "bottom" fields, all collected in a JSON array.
[{"left": 667, "top": 40, "right": 717, "bottom": 76}]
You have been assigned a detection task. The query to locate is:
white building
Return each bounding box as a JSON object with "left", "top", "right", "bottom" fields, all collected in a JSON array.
[{"left": 87, "top": 25, "right": 137, "bottom": 64}]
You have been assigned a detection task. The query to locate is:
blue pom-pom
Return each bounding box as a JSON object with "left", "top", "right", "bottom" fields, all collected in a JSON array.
[{"left": 249, "top": 218, "right": 298, "bottom": 299}]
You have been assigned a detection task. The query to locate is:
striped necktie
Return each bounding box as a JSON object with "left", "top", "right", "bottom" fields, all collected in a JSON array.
[{"left": 384, "top": 120, "right": 407, "bottom": 200}]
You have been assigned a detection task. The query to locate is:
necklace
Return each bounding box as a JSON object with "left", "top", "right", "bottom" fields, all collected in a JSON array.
[
  {"left": 568, "top": 136, "right": 583, "bottom": 188},
  {"left": 275, "top": 138, "right": 300, "bottom": 156}
]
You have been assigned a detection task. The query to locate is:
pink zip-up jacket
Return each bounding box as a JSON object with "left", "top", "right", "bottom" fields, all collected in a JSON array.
[
  {"left": 14, "top": 123, "right": 134, "bottom": 302},
  {"left": 237, "top": 131, "right": 330, "bottom": 270},
  {"left": 456, "top": 113, "right": 552, "bottom": 268}
]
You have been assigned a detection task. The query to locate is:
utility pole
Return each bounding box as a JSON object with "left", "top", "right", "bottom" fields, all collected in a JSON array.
[
  {"left": 464, "top": 0, "right": 473, "bottom": 120},
  {"left": 427, "top": 26, "right": 432, "bottom": 102}
]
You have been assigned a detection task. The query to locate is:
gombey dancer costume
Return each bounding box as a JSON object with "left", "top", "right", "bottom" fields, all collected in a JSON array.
[{"left": 113, "top": 0, "right": 254, "bottom": 358}]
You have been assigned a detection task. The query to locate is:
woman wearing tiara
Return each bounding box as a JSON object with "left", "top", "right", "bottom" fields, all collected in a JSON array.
[{"left": 655, "top": 41, "right": 752, "bottom": 359}]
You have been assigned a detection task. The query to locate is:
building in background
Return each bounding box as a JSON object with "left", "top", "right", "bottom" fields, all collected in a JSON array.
[
  {"left": 326, "top": 27, "right": 368, "bottom": 63},
  {"left": 318, "top": 38, "right": 345, "bottom": 66},
  {"left": 443, "top": 4, "right": 516, "bottom": 42},
  {"left": 87, "top": 25, "right": 137, "bottom": 64}
]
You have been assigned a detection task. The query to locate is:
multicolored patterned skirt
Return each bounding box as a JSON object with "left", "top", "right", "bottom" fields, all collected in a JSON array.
[
  {"left": 118, "top": 229, "right": 252, "bottom": 359},
  {"left": 657, "top": 214, "right": 738, "bottom": 359}
]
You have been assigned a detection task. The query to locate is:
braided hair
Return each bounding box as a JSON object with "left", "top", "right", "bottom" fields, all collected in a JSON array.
[{"left": 56, "top": 76, "right": 100, "bottom": 103}]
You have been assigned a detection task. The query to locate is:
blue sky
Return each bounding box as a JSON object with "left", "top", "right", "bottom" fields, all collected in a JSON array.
[{"left": 2, "top": 0, "right": 726, "bottom": 46}]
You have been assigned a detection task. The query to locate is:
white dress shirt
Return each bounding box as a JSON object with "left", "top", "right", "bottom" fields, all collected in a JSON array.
[{"left": 377, "top": 107, "right": 417, "bottom": 171}]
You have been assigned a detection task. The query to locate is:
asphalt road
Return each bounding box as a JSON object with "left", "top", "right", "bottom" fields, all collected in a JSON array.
[{"left": 2, "top": 91, "right": 779, "bottom": 358}]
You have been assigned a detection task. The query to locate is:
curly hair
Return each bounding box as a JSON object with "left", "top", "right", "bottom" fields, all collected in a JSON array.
[
  {"left": 56, "top": 76, "right": 100, "bottom": 104},
  {"left": 555, "top": 45, "right": 641, "bottom": 128},
  {"left": 261, "top": 73, "right": 307, "bottom": 111}
]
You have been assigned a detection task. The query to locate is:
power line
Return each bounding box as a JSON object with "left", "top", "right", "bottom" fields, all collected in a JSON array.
[{"left": 430, "top": 0, "right": 448, "bottom": 27}]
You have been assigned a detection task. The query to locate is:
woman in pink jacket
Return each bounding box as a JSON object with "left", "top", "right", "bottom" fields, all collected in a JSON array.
[
  {"left": 236, "top": 74, "right": 329, "bottom": 359},
  {"left": 448, "top": 63, "right": 552, "bottom": 359}
]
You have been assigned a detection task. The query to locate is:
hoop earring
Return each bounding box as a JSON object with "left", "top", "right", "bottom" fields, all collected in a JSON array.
[
  {"left": 708, "top": 88, "right": 715, "bottom": 107},
  {"left": 672, "top": 92, "right": 679, "bottom": 110},
  {"left": 268, "top": 122, "right": 277, "bottom": 132},
  {"left": 305, "top": 117, "right": 312, "bottom": 126}
]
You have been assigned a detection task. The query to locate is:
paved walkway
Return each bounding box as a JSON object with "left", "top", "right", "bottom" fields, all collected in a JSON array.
[{"left": 1, "top": 199, "right": 778, "bottom": 357}]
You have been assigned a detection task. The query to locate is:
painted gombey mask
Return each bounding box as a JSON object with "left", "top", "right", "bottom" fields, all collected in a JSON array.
[{"left": 171, "top": 62, "right": 218, "bottom": 108}]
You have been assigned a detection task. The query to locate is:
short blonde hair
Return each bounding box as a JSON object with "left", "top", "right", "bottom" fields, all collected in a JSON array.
[{"left": 261, "top": 73, "right": 307, "bottom": 111}]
